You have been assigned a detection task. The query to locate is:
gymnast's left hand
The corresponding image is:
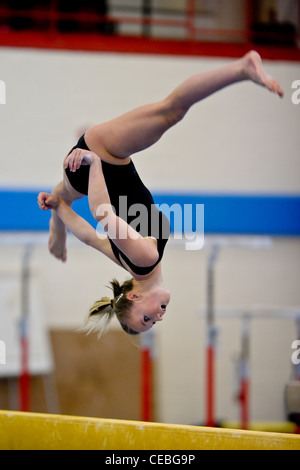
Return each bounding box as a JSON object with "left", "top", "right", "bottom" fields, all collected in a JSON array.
[
  {"left": 64, "top": 148, "right": 100, "bottom": 173},
  {"left": 38, "top": 193, "right": 62, "bottom": 211}
]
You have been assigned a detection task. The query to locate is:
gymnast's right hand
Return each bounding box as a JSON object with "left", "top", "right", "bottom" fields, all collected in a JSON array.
[
  {"left": 38, "top": 193, "right": 61, "bottom": 211},
  {"left": 64, "top": 148, "right": 100, "bottom": 172}
]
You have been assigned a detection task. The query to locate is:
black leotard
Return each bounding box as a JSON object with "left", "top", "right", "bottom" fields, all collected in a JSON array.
[{"left": 65, "top": 135, "right": 170, "bottom": 276}]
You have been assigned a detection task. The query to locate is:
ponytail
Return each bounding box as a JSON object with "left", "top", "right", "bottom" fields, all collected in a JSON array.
[
  {"left": 89, "top": 296, "right": 114, "bottom": 328},
  {"left": 83, "top": 278, "right": 139, "bottom": 336}
]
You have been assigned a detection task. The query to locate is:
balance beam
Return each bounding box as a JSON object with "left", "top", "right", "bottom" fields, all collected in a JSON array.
[{"left": 0, "top": 411, "right": 299, "bottom": 450}]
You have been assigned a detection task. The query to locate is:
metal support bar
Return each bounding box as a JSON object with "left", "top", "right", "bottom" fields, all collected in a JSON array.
[
  {"left": 239, "top": 314, "right": 251, "bottom": 430},
  {"left": 205, "top": 245, "right": 219, "bottom": 427},
  {"left": 140, "top": 330, "right": 155, "bottom": 422},
  {"left": 19, "top": 244, "right": 33, "bottom": 412}
]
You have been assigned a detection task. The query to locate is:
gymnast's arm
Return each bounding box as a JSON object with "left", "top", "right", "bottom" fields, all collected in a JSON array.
[
  {"left": 88, "top": 158, "right": 159, "bottom": 268},
  {"left": 63, "top": 148, "right": 159, "bottom": 267},
  {"left": 37, "top": 192, "right": 114, "bottom": 258}
]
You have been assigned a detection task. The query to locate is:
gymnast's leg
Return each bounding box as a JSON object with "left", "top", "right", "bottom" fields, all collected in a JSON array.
[
  {"left": 85, "top": 51, "right": 283, "bottom": 160},
  {"left": 47, "top": 51, "right": 282, "bottom": 262}
]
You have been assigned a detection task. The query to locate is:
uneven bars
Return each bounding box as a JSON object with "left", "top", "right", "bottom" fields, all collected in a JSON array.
[
  {"left": 198, "top": 305, "right": 300, "bottom": 320},
  {"left": 0, "top": 232, "right": 82, "bottom": 247}
]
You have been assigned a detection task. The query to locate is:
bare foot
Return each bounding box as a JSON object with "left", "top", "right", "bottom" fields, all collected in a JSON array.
[
  {"left": 49, "top": 218, "right": 67, "bottom": 262},
  {"left": 242, "top": 50, "right": 284, "bottom": 98}
]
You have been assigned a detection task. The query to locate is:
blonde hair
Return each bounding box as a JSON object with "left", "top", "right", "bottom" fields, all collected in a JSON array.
[{"left": 84, "top": 278, "right": 139, "bottom": 336}]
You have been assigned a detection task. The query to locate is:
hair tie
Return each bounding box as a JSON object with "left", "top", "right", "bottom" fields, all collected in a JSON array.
[{"left": 115, "top": 293, "right": 124, "bottom": 304}]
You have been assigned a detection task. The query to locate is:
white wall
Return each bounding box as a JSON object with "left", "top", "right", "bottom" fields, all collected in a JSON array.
[
  {"left": 0, "top": 47, "right": 300, "bottom": 425},
  {"left": 0, "top": 48, "right": 299, "bottom": 192}
]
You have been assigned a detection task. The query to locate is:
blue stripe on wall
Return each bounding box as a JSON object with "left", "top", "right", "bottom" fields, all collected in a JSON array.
[{"left": 0, "top": 190, "right": 300, "bottom": 236}]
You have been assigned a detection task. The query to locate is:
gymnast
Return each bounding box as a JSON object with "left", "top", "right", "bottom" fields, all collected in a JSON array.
[{"left": 38, "top": 51, "right": 283, "bottom": 335}]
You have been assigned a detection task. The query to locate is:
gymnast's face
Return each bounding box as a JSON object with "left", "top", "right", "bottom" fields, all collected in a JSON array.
[{"left": 125, "top": 287, "right": 171, "bottom": 333}]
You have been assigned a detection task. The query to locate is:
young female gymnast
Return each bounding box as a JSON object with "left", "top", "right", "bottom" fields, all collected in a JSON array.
[{"left": 38, "top": 51, "right": 283, "bottom": 335}]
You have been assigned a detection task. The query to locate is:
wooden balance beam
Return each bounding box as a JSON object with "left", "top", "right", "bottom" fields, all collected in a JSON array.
[{"left": 0, "top": 411, "right": 299, "bottom": 450}]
